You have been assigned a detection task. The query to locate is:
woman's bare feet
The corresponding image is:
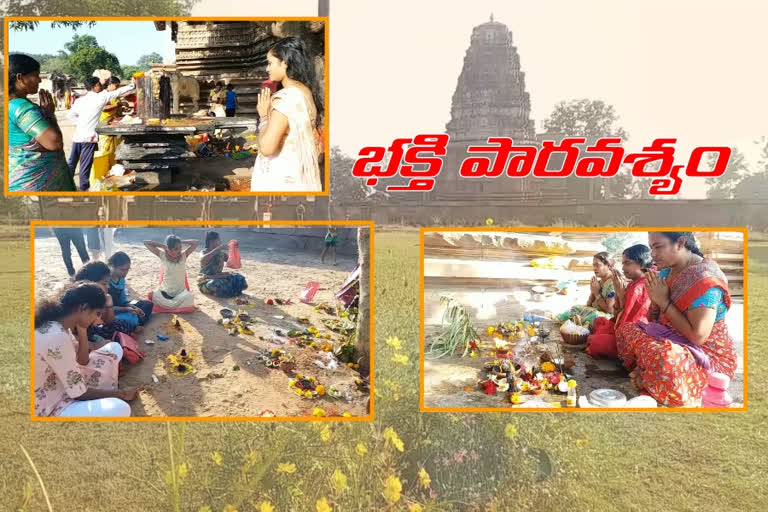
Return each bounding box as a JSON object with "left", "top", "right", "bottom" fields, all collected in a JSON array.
[
  {"left": 629, "top": 370, "right": 644, "bottom": 391},
  {"left": 133, "top": 326, "right": 144, "bottom": 335}
]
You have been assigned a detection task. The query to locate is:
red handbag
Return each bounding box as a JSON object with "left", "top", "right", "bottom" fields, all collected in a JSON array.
[{"left": 113, "top": 332, "right": 145, "bottom": 364}]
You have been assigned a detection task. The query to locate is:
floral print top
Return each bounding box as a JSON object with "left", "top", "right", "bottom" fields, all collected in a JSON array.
[{"left": 34, "top": 321, "right": 120, "bottom": 417}]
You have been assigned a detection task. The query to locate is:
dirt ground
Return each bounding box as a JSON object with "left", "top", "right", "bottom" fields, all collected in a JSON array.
[
  {"left": 57, "top": 110, "right": 254, "bottom": 191},
  {"left": 34, "top": 234, "right": 368, "bottom": 418},
  {"left": 423, "top": 299, "right": 745, "bottom": 409}
]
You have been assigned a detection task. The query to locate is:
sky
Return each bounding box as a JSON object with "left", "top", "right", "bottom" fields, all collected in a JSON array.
[
  {"left": 8, "top": 21, "right": 173, "bottom": 66},
  {"left": 191, "top": 0, "right": 768, "bottom": 198}
]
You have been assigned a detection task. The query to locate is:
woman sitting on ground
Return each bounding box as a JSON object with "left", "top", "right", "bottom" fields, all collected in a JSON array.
[
  {"left": 108, "top": 251, "right": 154, "bottom": 332},
  {"left": 145, "top": 235, "right": 198, "bottom": 311},
  {"left": 586, "top": 244, "right": 653, "bottom": 359},
  {"left": 198, "top": 231, "right": 248, "bottom": 298},
  {"left": 74, "top": 261, "right": 134, "bottom": 340},
  {"left": 34, "top": 282, "right": 137, "bottom": 417},
  {"left": 557, "top": 251, "right": 616, "bottom": 326},
  {"left": 616, "top": 232, "right": 737, "bottom": 407}
]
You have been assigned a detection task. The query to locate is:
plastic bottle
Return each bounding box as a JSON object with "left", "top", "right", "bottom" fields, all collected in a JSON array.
[
  {"left": 701, "top": 372, "right": 733, "bottom": 408},
  {"left": 566, "top": 379, "right": 578, "bottom": 407}
]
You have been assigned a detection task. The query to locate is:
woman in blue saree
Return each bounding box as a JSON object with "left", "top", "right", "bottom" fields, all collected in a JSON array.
[{"left": 7, "top": 54, "right": 76, "bottom": 192}]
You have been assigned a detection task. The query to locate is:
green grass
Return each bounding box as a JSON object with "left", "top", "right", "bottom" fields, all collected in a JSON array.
[{"left": 1, "top": 233, "right": 767, "bottom": 511}]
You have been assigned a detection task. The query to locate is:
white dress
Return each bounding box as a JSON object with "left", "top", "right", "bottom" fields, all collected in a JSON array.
[
  {"left": 251, "top": 87, "right": 322, "bottom": 192},
  {"left": 152, "top": 252, "right": 195, "bottom": 310}
]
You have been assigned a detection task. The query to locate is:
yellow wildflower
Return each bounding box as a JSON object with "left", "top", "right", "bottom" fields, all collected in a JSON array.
[
  {"left": 313, "top": 408, "right": 326, "bottom": 417},
  {"left": 355, "top": 442, "right": 368, "bottom": 456},
  {"left": 386, "top": 336, "right": 403, "bottom": 350},
  {"left": 276, "top": 462, "right": 296, "bottom": 474},
  {"left": 198, "top": 507, "right": 212, "bottom": 512},
  {"left": 316, "top": 497, "right": 332, "bottom": 512},
  {"left": 392, "top": 354, "right": 409, "bottom": 365},
  {"left": 223, "top": 506, "right": 237, "bottom": 512},
  {"left": 383, "top": 475, "right": 402, "bottom": 504},
  {"left": 177, "top": 463, "right": 189, "bottom": 479},
  {"left": 505, "top": 423, "right": 518, "bottom": 439},
  {"left": 258, "top": 502, "right": 275, "bottom": 512},
  {"left": 418, "top": 467, "right": 431, "bottom": 489},
  {"left": 409, "top": 505, "right": 424, "bottom": 512},
  {"left": 321, "top": 425, "right": 332, "bottom": 442},
  {"left": 330, "top": 469, "right": 348, "bottom": 493},
  {"left": 211, "top": 452, "right": 222, "bottom": 466},
  {"left": 384, "top": 427, "right": 405, "bottom": 452},
  {"left": 486, "top": 217, "right": 494, "bottom": 226}
]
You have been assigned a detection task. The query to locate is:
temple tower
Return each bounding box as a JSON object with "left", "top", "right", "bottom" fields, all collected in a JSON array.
[{"left": 435, "top": 16, "right": 546, "bottom": 201}]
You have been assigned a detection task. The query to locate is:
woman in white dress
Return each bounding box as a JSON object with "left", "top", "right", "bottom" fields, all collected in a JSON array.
[
  {"left": 145, "top": 235, "right": 198, "bottom": 311},
  {"left": 251, "top": 37, "right": 323, "bottom": 192}
]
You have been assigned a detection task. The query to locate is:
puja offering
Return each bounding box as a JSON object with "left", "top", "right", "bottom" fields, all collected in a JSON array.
[{"left": 560, "top": 317, "right": 590, "bottom": 345}]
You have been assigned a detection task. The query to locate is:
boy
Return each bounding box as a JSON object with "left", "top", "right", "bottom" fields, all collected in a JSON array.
[
  {"left": 225, "top": 83, "right": 239, "bottom": 117},
  {"left": 321, "top": 227, "right": 339, "bottom": 265},
  {"left": 67, "top": 76, "right": 135, "bottom": 191}
]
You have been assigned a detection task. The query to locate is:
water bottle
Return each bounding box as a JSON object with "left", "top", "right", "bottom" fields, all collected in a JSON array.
[{"left": 701, "top": 372, "right": 733, "bottom": 408}]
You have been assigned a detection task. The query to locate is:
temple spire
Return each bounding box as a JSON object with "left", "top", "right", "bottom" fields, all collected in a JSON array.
[{"left": 490, "top": 13, "right": 494, "bottom": 22}]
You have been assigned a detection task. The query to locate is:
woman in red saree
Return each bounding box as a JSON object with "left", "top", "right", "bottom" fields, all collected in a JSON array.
[
  {"left": 586, "top": 244, "right": 653, "bottom": 358},
  {"left": 616, "top": 232, "right": 737, "bottom": 407}
]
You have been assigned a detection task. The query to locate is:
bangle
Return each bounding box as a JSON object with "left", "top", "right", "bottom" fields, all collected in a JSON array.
[{"left": 663, "top": 301, "right": 672, "bottom": 313}]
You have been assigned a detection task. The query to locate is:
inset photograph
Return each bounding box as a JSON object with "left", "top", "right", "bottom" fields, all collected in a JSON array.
[
  {"left": 32, "top": 223, "right": 371, "bottom": 420},
  {"left": 421, "top": 229, "right": 745, "bottom": 410},
  {"left": 6, "top": 18, "right": 327, "bottom": 194}
]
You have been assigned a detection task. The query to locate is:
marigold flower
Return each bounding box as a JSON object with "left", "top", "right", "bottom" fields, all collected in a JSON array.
[{"left": 313, "top": 408, "right": 326, "bottom": 417}]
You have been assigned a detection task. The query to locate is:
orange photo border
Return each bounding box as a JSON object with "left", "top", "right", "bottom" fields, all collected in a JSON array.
[
  {"left": 419, "top": 226, "right": 749, "bottom": 413},
  {"left": 4, "top": 16, "right": 331, "bottom": 197},
  {"left": 30, "top": 219, "right": 374, "bottom": 422}
]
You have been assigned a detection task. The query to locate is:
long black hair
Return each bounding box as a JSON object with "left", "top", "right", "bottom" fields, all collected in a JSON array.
[
  {"left": 8, "top": 53, "right": 40, "bottom": 96},
  {"left": 623, "top": 244, "right": 653, "bottom": 272},
  {"left": 74, "top": 261, "right": 111, "bottom": 282},
  {"left": 204, "top": 231, "right": 220, "bottom": 250},
  {"left": 657, "top": 232, "right": 704, "bottom": 257},
  {"left": 108, "top": 251, "right": 131, "bottom": 267},
  {"left": 269, "top": 36, "right": 324, "bottom": 126},
  {"left": 35, "top": 282, "right": 106, "bottom": 329}
]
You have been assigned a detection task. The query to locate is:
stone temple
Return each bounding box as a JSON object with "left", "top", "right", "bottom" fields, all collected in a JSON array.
[{"left": 431, "top": 15, "right": 599, "bottom": 202}]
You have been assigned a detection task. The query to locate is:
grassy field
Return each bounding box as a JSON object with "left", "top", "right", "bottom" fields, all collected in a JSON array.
[{"left": 1, "top": 230, "right": 767, "bottom": 511}]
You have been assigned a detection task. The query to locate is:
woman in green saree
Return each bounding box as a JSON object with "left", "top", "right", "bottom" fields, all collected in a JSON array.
[
  {"left": 7, "top": 54, "right": 76, "bottom": 192},
  {"left": 557, "top": 251, "right": 616, "bottom": 326}
]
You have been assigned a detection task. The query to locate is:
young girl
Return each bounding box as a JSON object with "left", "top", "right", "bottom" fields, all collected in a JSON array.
[
  {"left": 586, "top": 244, "right": 653, "bottom": 359},
  {"left": 145, "top": 235, "right": 198, "bottom": 311},
  {"left": 321, "top": 227, "right": 338, "bottom": 265},
  {"left": 34, "top": 282, "right": 137, "bottom": 417},
  {"left": 74, "top": 261, "right": 134, "bottom": 340},
  {"left": 108, "top": 251, "right": 154, "bottom": 332},
  {"left": 198, "top": 232, "right": 248, "bottom": 297},
  {"left": 557, "top": 251, "right": 616, "bottom": 326}
]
